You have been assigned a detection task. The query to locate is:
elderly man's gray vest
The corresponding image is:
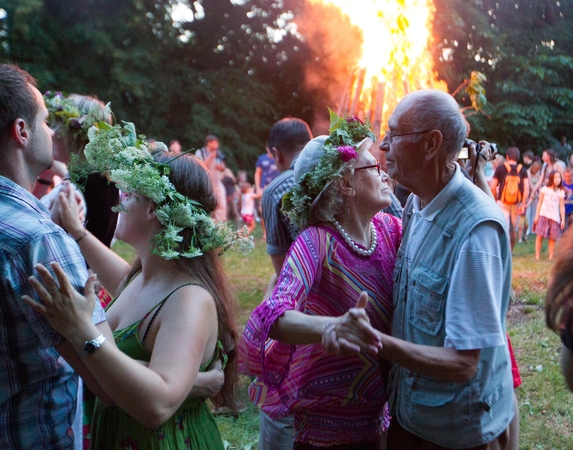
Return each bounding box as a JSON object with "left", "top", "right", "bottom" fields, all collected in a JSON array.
[{"left": 387, "top": 178, "right": 514, "bottom": 448}]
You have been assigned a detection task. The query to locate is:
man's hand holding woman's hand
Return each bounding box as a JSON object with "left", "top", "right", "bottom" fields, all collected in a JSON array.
[{"left": 322, "top": 291, "right": 383, "bottom": 356}]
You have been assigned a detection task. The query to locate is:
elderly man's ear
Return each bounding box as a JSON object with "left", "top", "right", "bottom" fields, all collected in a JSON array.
[{"left": 424, "top": 130, "right": 444, "bottom": 160}]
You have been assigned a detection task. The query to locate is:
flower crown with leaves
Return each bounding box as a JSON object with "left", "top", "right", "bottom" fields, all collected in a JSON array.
[
  {"left": 68, "top": 107, "right": 253, "bottom": 260},
  {"left": 281, "top": 109, "right": 376, "bottom": 228},
  {"left": 43, "top": 92, "right": 101, "bottom": 141}
]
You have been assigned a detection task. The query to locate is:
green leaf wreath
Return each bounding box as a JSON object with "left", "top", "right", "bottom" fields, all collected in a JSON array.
[
  {"left": 68, "top": 110, "right": 253, "bottom": 260},
  {"left": 281, "top": 109, "right": 376, "bottom": 228}
]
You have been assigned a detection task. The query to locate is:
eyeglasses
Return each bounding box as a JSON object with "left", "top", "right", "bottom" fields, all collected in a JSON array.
[
  {"left": 384, "top": 128, "right": 438, "bottom": 144},
  {"left": 354, "top": 161, "right": 381, "bottom": 176}
]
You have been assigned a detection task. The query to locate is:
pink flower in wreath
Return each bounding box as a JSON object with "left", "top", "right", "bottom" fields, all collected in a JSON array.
[
  {"left": 347, "top": 116, "right": 364, "bottom": 125},
  {"left": 337, "top": 145, "right": 358, "bottom": 162}
]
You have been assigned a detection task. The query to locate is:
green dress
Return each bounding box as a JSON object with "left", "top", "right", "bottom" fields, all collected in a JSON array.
[{"left": 90, "top": 283, "right": 226, "bottom": 450}]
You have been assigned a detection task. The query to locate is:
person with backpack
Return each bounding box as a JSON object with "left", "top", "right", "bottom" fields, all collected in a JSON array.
[{"left": 491, "top": 146, "right": 529, "bottom": 250}]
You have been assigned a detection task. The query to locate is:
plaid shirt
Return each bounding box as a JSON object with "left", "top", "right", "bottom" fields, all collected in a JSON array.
[
  {"left": 262, "top": 162, "right": 300, "bottom": 257},
  {"left": 262, "top": 157, "right": 403, "bottom": 257},
  {"left": 0, "top": 176, "right": 106, "bottom": 449}
]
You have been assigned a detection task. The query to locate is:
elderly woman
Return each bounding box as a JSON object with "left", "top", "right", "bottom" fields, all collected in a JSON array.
[
  {"left": 240, "top": 114, "right": 401, "bottom": 449},
  {"left": 545, "top": 227, "right": 573, "bottom": 391}
]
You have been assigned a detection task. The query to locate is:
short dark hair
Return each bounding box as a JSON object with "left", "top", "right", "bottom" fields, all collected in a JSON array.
[
  {"left": 523, "top": 150, "right": 534, "bottom": 160},
  {"left": 204, "top": 134, "right": 218, "bottom": 145},
  {"left": 506, "top": 146, "right": 520, "bottom": 161},
  {"left": 0, "top": 64, "right": 38, "bottom": 140},
  {"left": 267, "top": 117, "right": 312, "bottom": 156}
]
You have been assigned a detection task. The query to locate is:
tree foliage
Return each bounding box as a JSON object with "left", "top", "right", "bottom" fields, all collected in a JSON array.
[
  {"left": 1, "top": 0, "right": 572, "bottom": 162},
  {"left": 433, "top": 0, "right": 573, "bottom": 153},
  {"left": 0, "top": 0, "right": 316, "bottom": 171}
]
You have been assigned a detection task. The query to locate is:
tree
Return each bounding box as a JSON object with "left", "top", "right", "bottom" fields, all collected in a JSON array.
[
  {"left": 0, "top": 0, "right": 318, "bottom": 171},
  {"left": 433, "top": 0, "right": 573, "bottom": 152}
]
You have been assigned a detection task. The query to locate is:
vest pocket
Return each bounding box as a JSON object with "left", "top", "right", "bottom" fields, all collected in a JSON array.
[
  {"left": 407, "top": 266, "right": 448, "bottom": 335},
  {"left": 406, "top": 374, "right": 472, "bottom": 432}
]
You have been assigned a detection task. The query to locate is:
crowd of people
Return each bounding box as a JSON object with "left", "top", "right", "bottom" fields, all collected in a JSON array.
[
  {"left": 485, "top": 144, "right": 573, "bottom": 260},
  {"left": 1, "top": 61, "right": 572, "bottom": 450}
]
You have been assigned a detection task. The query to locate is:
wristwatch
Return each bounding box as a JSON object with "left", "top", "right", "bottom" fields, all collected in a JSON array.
[{"left": 78, "top": 334, "right": 106, "bottom": 359}]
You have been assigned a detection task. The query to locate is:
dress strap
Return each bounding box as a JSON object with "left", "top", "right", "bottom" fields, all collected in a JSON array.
[{"left": 141, "top": 282, "right": 202, "bottom": 343}]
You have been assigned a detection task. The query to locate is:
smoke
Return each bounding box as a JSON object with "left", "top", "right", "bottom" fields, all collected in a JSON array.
[{"left": 293, "top": 2, "right": 362, "bottom": 134}]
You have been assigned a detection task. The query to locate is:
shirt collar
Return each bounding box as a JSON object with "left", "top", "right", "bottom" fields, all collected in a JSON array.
[
  {"left": 412, "top": 164, "right": 464, "bottom": 221},
  {"left": 289, "top": 154, "right": 299, "bottom": 170},
  {"left": 0, "top": 175, "right": 51, "bottom": 219}
]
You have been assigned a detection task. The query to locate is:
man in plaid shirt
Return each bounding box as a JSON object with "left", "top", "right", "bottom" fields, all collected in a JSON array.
[{"left": 0, "top": 64, "right": 109, "bottom": 449}]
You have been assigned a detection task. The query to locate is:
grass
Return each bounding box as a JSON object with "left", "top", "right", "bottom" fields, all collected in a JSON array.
[{"left": 112, "top": 228, "right": 573, "bottom": 449}]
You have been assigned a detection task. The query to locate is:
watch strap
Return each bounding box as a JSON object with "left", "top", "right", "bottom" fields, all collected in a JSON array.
[{"left": 78, "top": 334, "right": 106, "bottom": 359}]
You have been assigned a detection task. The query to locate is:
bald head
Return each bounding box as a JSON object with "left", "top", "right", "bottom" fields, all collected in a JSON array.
[{"left": 395, "top": 90, "right": 468, "bottom": 160}]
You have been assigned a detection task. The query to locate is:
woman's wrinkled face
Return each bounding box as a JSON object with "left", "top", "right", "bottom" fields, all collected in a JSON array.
[{"left": 350, "top": 151, "right": 393, "bottom": 212}]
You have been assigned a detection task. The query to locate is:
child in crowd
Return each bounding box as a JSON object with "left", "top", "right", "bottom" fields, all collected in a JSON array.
[
  {"left": 534, "top": 170, "right": 566, "bottom": 259},
  {"left": 240, "top": 181, "right": 262, "bottom": 233},
  {"left": 563, "top": 167, "right": 573, "bottom": 231}
]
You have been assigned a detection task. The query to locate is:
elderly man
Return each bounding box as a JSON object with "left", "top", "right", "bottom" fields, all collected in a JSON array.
[{"left": 326, "top": 89, "right": 514, "bottom": 449}]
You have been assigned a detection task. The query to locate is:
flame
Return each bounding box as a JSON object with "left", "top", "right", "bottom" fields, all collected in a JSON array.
[{"left": 307, "top": 0, "right": 447, "bottom": 134}]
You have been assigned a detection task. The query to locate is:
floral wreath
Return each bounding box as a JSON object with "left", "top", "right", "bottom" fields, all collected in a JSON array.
[
  {"left": 43, "top": 91, "right": 101, "bottom": 141},
  {"left": 281, "top": 109, "right": 376, "bottom": 228},
  {"left": 68, "top": 106, "right": 253, "bottom": 260}
]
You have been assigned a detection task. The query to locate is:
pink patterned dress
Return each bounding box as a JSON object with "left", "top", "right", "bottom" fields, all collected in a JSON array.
[{"left": 239, "top": 213, "right": 401, "bottom": 447}]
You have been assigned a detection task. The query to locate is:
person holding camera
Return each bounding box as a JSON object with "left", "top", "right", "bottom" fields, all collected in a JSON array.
[{"left": 490, "top": 146, "right": 529, "bottom": 250}]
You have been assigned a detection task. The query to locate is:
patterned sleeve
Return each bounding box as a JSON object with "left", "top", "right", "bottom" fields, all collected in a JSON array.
[
  {"left": 9, "top": 230, "right": 106, "bottom": 348},
  {"left": 239, "top": 228, "right": 321, "bottom": 385}
]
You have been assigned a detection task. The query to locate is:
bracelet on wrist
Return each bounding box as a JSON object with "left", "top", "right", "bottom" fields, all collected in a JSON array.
[
  {"left": 36, "top": 178, "right": 52, "bottom": 186},
  {"left": 74, "top": 229, "right": 89, "bottom": 243}
]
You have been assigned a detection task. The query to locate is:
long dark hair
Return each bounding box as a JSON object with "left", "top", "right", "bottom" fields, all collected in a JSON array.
[
  {"left": 547, "top": 170, "right": 563, "bottom": 190},
  {"left": 546, "top": 227, "right": 573, "bottom": 334},
  {"left": 119, "top": 152, "right": 240, "bottom": 409}
]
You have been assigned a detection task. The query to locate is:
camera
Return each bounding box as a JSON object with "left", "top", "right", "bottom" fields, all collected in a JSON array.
[{"left": 459, "top": 139, "right": 497, "bottom": 160}]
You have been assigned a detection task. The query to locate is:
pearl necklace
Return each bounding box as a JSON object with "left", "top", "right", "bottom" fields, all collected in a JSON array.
[{"left": 332, "top": 219, "right": 377, "bottom": 256}]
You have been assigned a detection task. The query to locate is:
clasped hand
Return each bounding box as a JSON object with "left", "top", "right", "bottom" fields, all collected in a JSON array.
[{"left": 322, "top": 291, "right": 383, "bottom": 356}]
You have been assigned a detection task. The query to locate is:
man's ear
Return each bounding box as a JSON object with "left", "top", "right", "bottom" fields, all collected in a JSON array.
[
  {"left": 271, "top": 147, "right": 284, "bottom": 165},
  {"left": 425, "top": 129, "right": 444, "bottom": 161},
  {"left": 10, "top": 118, "right": 29, "bottom": 146}
]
